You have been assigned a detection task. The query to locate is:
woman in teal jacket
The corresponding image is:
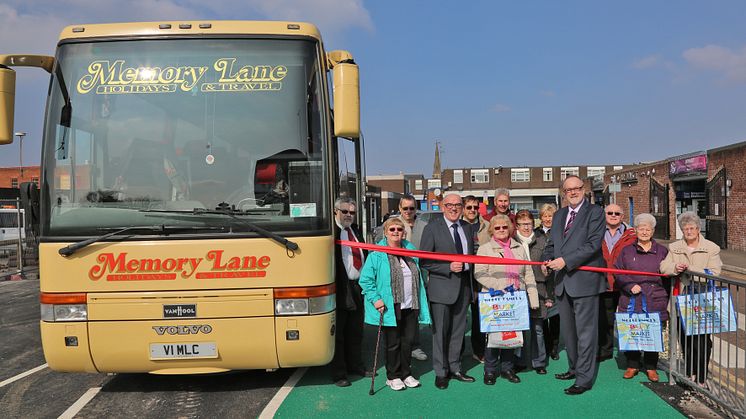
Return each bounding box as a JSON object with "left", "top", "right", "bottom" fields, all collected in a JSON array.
[{"left": 359, "top": 217, "right": 431, "bottom": 391}]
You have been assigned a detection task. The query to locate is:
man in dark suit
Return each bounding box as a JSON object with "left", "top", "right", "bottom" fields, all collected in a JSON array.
[
  {"left": 542, "top": 175, "right": 606, "bottom": 395},
  {"left": 330, "top": 197, "right": 368, "bottom": 387},
  {"left": 420, "top": 193, "right": 476, "bottom": 389}
]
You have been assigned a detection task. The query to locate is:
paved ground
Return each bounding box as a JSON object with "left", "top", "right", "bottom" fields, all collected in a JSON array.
[{"left": 0, "top": 279, "right": 292, "bottom": 419}]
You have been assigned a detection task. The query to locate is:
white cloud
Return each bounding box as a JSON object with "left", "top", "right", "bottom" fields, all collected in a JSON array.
[
  {"left": 632, "top": 54, "right": 662, "bottom": 70},
  {"left": 683, "top": 44, "right": 746, "bottom": 83},
  {"left": 491, "top": 103, "right": 511, "bottom": 113}
]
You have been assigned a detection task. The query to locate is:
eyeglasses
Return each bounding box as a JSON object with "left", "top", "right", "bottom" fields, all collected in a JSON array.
[
  {"left": 564, "top": 186, "right": 583, "bottom": 193},
  {"left": 444, "top": 203, "right": 463, "bottom": 209},
  {"left": 493, "top": 225, "right": 510, "bottom": 231},
  {"left": 517, "top": 223, "right": 533, "bottom": 227},
  {"left": 606, "top": 211, "right": 621, "bottom": 216},
  {"left": 400, "top": 206, "right": 416, "bottom": 211},
  {"left": 464, "top": 205, "right": 478, "bottom": 210},
  {"left": 336, "top": 209, "right": 356, "bottom": 215},
  {"left": 388, "top": 227, "right": 404, "bottom": 232}
]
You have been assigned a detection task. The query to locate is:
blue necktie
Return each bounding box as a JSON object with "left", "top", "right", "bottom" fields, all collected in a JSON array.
[
  {"left": 452, "top": 223, "right": 464, "bottom": 254},
  {"left": 564, "top": 210, "right": 576, "bottom": 236}
]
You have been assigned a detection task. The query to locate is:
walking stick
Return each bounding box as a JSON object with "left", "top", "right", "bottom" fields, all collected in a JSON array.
[{"left": 369, "top": 311, "right": 384, "bottom": 396}]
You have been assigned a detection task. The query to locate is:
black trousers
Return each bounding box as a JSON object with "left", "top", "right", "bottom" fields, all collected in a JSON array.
[
  {"left": 598, "top": 291, "right": 619, "bottom": 358},
  {"left": 469, "top": 299, "right": 486, "bottom": 358},
  {"left": 384, "top": 308, "right": 418, "bottom": 380},
  {"left": 624, "top": 320, "right": 665, "bottom": 370},
  {"left": 330, "top": 289, "right": 365, "bottom": 381},
  {"left": 679, "top": 327, "right": 712, "bottom": 384},
  {"left": 545, "top": 314, "right": 561, "bottom": 355}
]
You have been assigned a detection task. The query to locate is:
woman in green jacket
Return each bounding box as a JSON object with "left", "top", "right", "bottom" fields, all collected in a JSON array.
[{"left": 359, "top": 217, "right": 431, "bottom": 391}]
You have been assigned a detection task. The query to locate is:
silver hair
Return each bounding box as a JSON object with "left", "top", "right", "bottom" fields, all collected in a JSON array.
[
  {"left": 494, "top": 188, "right": 510, "bottom": 198},
  {"left": 443, "top": 192, "right": 463, "bottom": 202},
  {"left": 634, "top": 213, "right": 656, "bottom": 229},
  {"left": 334, "top": 196, "right": 356, "bottom": 209},
  {"left": 539, "top": 203, "right": 557, "bottom": 217},
  {"left": 677, "top": 211, "right": 701, "bottom": 230}
]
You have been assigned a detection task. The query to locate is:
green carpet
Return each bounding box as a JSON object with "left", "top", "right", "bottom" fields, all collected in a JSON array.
[{"left": 275, "top": 326, "right": 683, "bottom": 418}]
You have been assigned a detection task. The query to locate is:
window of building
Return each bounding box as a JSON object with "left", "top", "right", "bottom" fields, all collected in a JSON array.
[
  {"left": 453, "top": 169, "right": 463, "bottom": 184},
  {"left": 542, "top": 168, "right": 553, "bottom": 182},
  {"left": 415, "top": 179, "right": 423, "bottom": 190},
  {"left": 613, "top": 165, "right": 623, "bottom": 171},
  {"left": 11, "top": 178, "right": 18, "bottom": 188},
  {"left": 560, "top": 167, "right": 579, "bottom": 180},
  {"left": 511, "top": 168, "right": 530, "bottom": 182},
  {"left": 427, "top": 179, "right": 441, "bottom": 189},
  {"left": 587, "top": 166, "right": 605, "bottom": 178},
  {"left": 470, "top": 169, "right": 489, "bottom": 183}
]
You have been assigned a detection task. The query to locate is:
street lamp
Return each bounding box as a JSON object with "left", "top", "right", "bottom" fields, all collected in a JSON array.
[{"left": 14, "top": 131, "right": 26, "bottom": 179}]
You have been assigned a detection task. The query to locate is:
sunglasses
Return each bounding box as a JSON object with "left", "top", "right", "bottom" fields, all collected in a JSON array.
[
  {"left": 464, "top": 205, "right": 479, "bottom": 210},
  {"left": 336, "top": 209, "right": 356, "bottom": 215},
  {"left": 401, "top": 206, "right": 416, "bottom": 211},
  {"left": 388, "top": 227, "right": 404, "bottom": 232},
  {"left": 606, "top": 211, "right": 621, "bottom": 216},
  {"left": 493, "top": 225, "right": 510, "bottom": 230}
]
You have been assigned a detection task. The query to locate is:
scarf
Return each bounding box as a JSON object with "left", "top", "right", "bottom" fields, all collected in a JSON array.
[
  {"left": 496, "top": 238, "right": 521, "bottom": 289},
  {"left": 514, "top": 232, "right": 534, "bottom": 262},
  {"left": 387, "top": 253, "right": 420, "bottom": 310}
]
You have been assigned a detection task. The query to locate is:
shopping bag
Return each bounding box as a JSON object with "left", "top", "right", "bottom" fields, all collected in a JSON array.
[
  {"left": 676, "top": 281, "right": 738, "bottom": 336},
  {"left": 487, "top": 330, "right": 524, "bottom": 349},
  {"left": 478, "top": 289, "right": 530, "bottom": 333},
  {"left": 616, "top": 295, "right": 664, "bottom": 352}
]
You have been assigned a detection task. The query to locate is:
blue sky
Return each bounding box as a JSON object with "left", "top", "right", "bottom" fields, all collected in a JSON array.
[{"left": 2, "top": 1, "right": 746, "bottom": 176}]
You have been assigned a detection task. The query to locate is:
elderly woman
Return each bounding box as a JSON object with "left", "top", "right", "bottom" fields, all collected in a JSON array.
[
  {"left": 512, "top": 209, "right": 555, "bottom": 375},
  {"left": 359, "top": 217, "right": 431, "bottom": 391},
  {"left": 536, "top": 203, "right": 560, "bottom": 360},
  {"left": 660, "top": 211, "right": 723, "bottom": 386},
  {"left": 475, "top": 214, "right": 539, "bottom": 385},
  {"left": 613, "top": 213, "right": 669, "bottom": 382}
]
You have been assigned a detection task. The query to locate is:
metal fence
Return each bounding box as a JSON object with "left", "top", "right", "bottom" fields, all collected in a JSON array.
[
  {"left": 667, "top": 270, "right": 746, "bottom": 418},
  {"left": 0, "top": 198, "right": 38, "bottom": 278}
]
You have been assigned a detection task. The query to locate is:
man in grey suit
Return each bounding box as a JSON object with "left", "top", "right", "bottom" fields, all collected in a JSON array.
[
  {"left": 420, "top": 193, "right": 476, "bottom": 389},
  {"left": 542, "top": 175, "right": 606, "bottom": 395}
]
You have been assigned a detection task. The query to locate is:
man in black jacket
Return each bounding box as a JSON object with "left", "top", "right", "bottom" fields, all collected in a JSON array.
[{"left": 330, "top": 197, "right": 369, "bottom": 387}]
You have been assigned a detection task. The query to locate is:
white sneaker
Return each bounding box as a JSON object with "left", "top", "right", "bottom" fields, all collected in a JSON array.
[
  {"left": 386, "top": 378, "right": 406, "bottom": 391},
  {"left": 411, "top": 348, "right": 428, "bottom": 361},
  {"left": 403, "top": 376, "right": 421, "bottom": 388}
]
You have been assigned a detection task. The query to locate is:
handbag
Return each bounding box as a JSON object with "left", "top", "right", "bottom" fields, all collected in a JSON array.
[
  {"left": 676, "top": 279, "right": 737, "bottom": 336},
  {"left": 487, "top": 330, "right": 524, "bottom": 349},
  {"left": 478, "top": 286, "right": 530, "bottom": 333},
  {"left": 616, "top": 295, "right": 664, "bottom": 352}
]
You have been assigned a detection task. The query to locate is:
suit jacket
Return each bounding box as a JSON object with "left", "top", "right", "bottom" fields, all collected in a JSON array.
[
  {"left": 335, "top": 224, "right": 367, "bottom": 310},
  {"left": 419, "top": 214, "right": 475, "bottom": 305},
  {"left": 541, "top": 200, "right": 606, "bottom": 298}
]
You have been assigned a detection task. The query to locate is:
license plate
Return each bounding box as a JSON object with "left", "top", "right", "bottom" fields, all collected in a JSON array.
[{"left": 149, "top": 342, "right": 218, "bottom": 360}]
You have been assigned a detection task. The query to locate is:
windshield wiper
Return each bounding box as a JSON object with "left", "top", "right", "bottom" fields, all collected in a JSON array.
[
  {"left": 138, "top": 207, "right": 300, "bottom": 252},
  {"left": 58, "top": 224, "right": 225, "bottom": 257}
]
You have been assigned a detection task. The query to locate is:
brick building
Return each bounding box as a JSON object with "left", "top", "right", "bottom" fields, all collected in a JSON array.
[
  {"left": 604, "top": 142, "right": 745, "bottom": 251},
  {"left": 440, "top": 164, "right": 624, "bottom": 211},
  {"left": 0, "top": 166, "right": 40, "bottom": 189}
]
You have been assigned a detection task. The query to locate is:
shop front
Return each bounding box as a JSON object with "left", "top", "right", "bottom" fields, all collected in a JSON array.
[{"left": 669, "top": 153, "right": 708, "bottom": 239}]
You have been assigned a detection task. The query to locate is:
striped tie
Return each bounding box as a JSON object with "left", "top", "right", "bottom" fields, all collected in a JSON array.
[{"left": 564, "top": 210, "right": 576, "bottom": 236}]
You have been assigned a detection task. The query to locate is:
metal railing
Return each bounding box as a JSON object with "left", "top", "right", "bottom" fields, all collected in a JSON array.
[
  {"left": 667, "top": 270, "right": 746, "bottom": 418},
  {"left": 0, "top": 198, "right": 38, "bottom": 279}
]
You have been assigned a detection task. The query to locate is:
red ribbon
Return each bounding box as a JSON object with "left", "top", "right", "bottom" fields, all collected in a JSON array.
[{"left": 336, "top": 240, "right": 665, "bottom": 278}]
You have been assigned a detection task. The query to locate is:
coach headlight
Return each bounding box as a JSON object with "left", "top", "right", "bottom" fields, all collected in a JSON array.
[
  {"left": 273, "top": 284, "right": 336, "bottom": 316},
  {"left": 40, "top": 293, "right": 88, "bottom": 321}
]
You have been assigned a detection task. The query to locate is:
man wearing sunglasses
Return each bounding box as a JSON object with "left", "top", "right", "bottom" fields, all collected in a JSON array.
[
  {"left": 461, "top": 195, "right": 490, "bottom": 363},
  {"left": 420, "top": 193, "right": 477, "bottom": 389},
  {"left": 541, "top": 176, "right": 606, "bottom": 395},
  {"left": 597, "top": 203, "right": 636, "bottom": 363},
  {"left": 331, "top": 197, "right": 370, "bottom": 387}
]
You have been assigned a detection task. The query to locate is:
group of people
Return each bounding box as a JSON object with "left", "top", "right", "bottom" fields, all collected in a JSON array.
[{"left": 332, "top": 175, "right": 723, "bottom": 394}]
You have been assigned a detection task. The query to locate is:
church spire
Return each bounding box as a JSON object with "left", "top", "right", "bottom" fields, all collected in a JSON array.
[{"left": 433, "top": 141, "right": 441, "bottom": 179}]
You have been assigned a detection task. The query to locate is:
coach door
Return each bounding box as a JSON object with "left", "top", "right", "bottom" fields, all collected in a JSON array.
[
  {"left": 649, "top": 178, "right": 669, "bottom": 240},
  {"left": 705, "top": 168, "right": 727, "bottom": 249}
]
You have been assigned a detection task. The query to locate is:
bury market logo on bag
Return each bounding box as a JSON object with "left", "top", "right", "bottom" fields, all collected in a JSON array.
[{"left": 163, "top": 304, "right": 197, "bottom": 318}]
